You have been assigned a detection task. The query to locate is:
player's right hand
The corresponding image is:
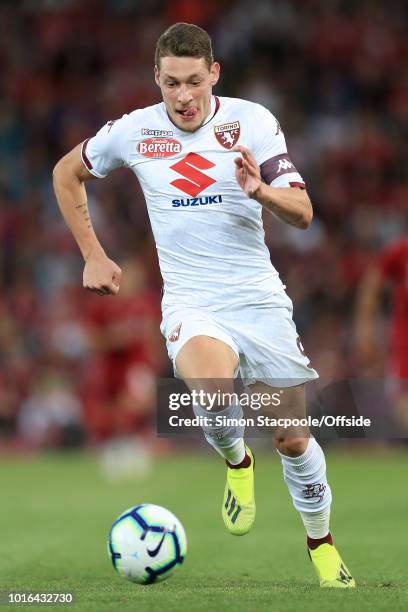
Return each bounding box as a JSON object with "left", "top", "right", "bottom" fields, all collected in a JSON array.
[
  {"left": 232, "top": 145, "right": 262, "bottom": 198},
  {"left": 83, "top": 252, "right": 122, "bottom": 296}
]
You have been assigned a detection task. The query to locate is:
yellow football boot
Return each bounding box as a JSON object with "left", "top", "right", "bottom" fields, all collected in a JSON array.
[
  {"left": 222, "top": 446, "right": 255, "bottom": 536},
  {"left": 308, "top": 542, "right": 356, "bottom": 588}
]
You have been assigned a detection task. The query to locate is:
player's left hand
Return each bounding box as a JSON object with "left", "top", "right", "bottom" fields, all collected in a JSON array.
[{"left": 233, "top": 145, "right": 262, "bottom": 199}]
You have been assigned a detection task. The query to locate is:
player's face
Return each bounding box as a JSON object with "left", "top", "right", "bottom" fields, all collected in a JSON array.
[{"left": 155, "top": 56, "right": 220, "bottom": 132}]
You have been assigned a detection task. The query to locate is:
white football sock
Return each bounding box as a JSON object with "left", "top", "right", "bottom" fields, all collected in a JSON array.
[
  {"left": 277, "top": 438, "right": 332, "bottom": 537},
  {"left": 193, "top": 402, "right": 246, "bottom": 464},
  {"left": 300, "top": 507, "right": 331, "bottom": 539}
]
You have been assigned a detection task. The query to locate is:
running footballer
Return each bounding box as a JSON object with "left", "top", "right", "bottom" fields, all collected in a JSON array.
[{"left": 53, "top": 23, "right": 355, "bottom": 588}]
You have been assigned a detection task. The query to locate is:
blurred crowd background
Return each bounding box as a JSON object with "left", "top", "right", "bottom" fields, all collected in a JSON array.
[{"left": 0, "top": 0, "right": 407, "bottom": 450}]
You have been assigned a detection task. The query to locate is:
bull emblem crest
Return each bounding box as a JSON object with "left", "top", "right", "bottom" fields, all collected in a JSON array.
[{"left": 214, "top": 121, "right": 240, "bottom": 149}]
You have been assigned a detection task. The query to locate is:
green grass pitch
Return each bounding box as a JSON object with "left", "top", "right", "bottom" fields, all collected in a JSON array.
[{"left": 0, "top": 447, "right": 407, "bottom": 611}]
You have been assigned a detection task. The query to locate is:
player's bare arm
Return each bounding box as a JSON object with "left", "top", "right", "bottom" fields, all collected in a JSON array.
[
  {"left": 53, "top": 144, "right": 122, "bottom": 296},
  {"left": 233, "top": 145, "right": 313, "bottom": 229}
]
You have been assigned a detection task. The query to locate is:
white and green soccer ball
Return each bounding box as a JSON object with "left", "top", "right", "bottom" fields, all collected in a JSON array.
[{"left": 108, "top": 504, "right": 187, "bottom": 584}]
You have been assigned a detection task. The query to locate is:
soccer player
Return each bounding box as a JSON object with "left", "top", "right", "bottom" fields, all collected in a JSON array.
[{"left": 53, "top": 23, "right": 355, "bottom": 588}]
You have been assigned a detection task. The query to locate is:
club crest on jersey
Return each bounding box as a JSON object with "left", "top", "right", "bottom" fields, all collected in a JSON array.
[
  {"left": 137, "top": 138, "right": 182, "bottom": 158},
  {"left": 214, "top": 121, "right": 240, "bottom": 149},
  {"left": 168, "top": 322, "right": 182, "bottom": 343}
]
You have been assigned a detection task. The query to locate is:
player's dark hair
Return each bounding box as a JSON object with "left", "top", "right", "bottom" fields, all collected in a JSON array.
[{"left": 155, "top": 23, "right": 214, "bottom": 71}]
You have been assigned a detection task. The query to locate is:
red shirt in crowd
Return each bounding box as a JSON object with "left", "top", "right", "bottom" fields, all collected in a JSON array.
[{"left": 378, "top": 236, "right": 408, "bottom": 377}]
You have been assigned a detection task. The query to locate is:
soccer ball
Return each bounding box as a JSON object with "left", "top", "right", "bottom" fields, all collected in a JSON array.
[{"left": 108, "top": 504, "right": 187, "bottom": 584}]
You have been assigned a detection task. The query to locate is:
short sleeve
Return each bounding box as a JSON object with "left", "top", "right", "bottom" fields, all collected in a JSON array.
[
  {"left": 251, "top": 104, "right": 306, "bottom": 189},
  {"left": 81, "top": 115, "right": 130, "bottom": 178}
]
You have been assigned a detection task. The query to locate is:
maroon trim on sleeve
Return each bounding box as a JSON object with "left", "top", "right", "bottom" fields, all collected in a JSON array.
[
  {"left": 289, "top": 181, "right": 306, "bottom": 189},
  {"left": 81, "top": 138, "right": 93, "bottom": 171},
  {"left": 260, "top": 153, "right": 299, "bottom": 184}
]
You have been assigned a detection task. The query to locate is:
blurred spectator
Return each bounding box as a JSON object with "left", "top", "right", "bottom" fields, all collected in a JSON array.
[
  {"left": 354, "top": 235, "right": 408, "bottom": 379},
  {"left": 81, "top": 257, "right": 166, "bottom": 442},
  {"left": 354, "top": 235, "right": 408, "bottom": 434},
  {"left": 18, "top": 368, "right": 83, "bottom": 449}
]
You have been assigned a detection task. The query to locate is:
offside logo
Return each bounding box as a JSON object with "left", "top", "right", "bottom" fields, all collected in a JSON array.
[{"left": 137, "top": 138, "right": 182, "bottom": 158}]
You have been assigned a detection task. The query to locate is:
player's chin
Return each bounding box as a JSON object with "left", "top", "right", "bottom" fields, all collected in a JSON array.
[
  {"left": 173, "top": 113, "right": 201, "bottom": 132},
  {"left": 180, "top": 123, "right": 201, "bottom": 133}
]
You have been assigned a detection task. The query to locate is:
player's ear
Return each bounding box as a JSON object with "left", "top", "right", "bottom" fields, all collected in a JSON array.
[
  {"left": 154, "top": 65, "right": 160, "bottom": 87},
  {"left": 210, "top": 62, "right": 220, "bottom": 87}
]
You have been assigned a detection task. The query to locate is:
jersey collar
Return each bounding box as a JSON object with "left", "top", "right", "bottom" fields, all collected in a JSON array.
[{"left": 202, "top": 95, "right": 220, "bottom": 126}]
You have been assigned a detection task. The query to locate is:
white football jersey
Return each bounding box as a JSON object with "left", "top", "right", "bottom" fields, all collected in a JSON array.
[{"left": 81, "top": 96, "right": 305, "bottom": 311}]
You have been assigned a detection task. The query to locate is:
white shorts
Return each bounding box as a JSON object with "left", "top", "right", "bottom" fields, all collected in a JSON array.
[{"left": 160, "top": 290, "right": 318, "bottom": 387}]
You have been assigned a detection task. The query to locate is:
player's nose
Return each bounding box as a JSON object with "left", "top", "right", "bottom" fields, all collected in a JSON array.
[{"left": 177, "top": 84, "right": 192, "bottom": 104}]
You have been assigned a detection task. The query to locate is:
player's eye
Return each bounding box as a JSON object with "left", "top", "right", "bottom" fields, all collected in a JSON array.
[{"left": 191, "top": 81, "right": 201, "bottom": 86}]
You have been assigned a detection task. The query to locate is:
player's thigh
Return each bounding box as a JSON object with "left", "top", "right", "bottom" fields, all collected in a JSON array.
[
  {"left": 176, "top": 335, "right": 239, "bottom": 399},
  {"left": 249, "top": 381, "right": 309, "bottom": 454}
]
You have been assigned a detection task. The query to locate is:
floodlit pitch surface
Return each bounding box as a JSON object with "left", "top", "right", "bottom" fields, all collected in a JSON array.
[{"left": 0, "top": 448, "right": 407, "bottom": 611}]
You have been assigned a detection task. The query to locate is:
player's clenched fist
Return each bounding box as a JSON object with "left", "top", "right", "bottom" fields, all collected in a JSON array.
[
  {"left": 83, "top": 252, "right": 122, "bottom": 296},
  {"left": 233, "top": 145, "right": 262, "bottom": 198}
]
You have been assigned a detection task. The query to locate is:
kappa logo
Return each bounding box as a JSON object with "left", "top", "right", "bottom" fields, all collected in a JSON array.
[
  {"left": 170, "top": 153, "right": 216, "bottom": 197},
  {"left": 214, "top": 121, "right": 240, "bottom": 149},
  {"left": 168, "top": 322, "right": 182, "bottom": 343},
  {"left": 141, "top": 128, "right": 173, "bottom": 137},
  {"left": 137, "top": 138, "right": 182, "bottom": 158},
  {"left": 277, "top": 159, "right": 293, "bottom": 172}
]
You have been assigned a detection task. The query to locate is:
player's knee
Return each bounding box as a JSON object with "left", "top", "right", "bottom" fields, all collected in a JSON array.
[
  {"left": 274, "top": 435, "right": 308, "bottom": 457},
  {"left": 190, "top": 376, "right": 235, "bottom": 410}
]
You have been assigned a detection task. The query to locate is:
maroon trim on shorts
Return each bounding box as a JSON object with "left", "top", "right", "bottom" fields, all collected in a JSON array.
[
  {"left": 289, "top": 181, "right": 306, "bottom": 189},
  {"left": 81, "top": 138, "right": 93, "bottom": 171}
]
